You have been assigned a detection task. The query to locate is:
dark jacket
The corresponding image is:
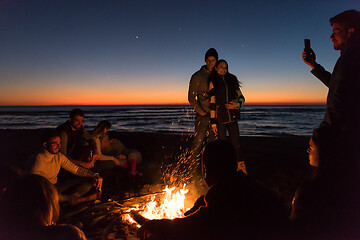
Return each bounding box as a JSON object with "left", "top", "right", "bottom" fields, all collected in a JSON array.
[
  {"left": 209, "top": 72, "right": 245, "bottom": 124},
  {"left": 56, "top": 121, "right": 94, "bottom": 158},
  {"left": 188, "top": 65, "right": 212, "bottom": 114},
  {"left": 290, "top": 176, "right": 360, "bottom": 239},
  {"left": 311, "top": 42, "right": 360, "bottom": 133}
]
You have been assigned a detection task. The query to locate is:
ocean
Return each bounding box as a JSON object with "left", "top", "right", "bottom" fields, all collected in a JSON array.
[{"left": 0, "top": 105, "right": 326, "bottom": 136}]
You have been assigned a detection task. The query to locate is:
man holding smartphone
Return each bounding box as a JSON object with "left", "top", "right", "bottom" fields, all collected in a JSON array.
[
  {"left": 302, "top": 10, "right": 360, "bottom": 132},
  {"left": 302, "top": 10, "right": 360, "bottom": 235}
]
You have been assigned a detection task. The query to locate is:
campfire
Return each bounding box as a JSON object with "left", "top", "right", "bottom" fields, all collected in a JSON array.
[
  {"left": 64, "top": 147, "right": 207, "bottom": 239},
  {"left": 121, "top": 145, "right": 204, "bottom": 229},
  {"left": 123, "top": 184, "right": 190, "bottom": 227}
]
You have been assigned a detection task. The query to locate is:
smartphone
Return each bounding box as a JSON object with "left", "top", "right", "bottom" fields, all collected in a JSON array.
[
  {"left": 304, "top": 39, "right": 311, "bottom": 61},
  {"left": 304, "top": 39, "right": 311, "bottom": 50}
]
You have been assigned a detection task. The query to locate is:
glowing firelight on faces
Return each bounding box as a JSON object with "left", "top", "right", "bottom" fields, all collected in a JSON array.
[{"left": 124, "top": 185, "right": 189, "bottom": 227}]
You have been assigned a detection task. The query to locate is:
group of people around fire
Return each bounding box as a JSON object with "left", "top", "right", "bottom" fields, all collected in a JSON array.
[
  {"left": 0, "top": 9, "right": 360, "bottom": 240},
  {"left": 0, "top": 108, "right": 143, "bottom": 239},
  {"left": 139, "top": 9, "right": 360, "bottom": 240}
]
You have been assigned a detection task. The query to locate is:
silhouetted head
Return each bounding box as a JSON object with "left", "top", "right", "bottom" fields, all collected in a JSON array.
[
  {"left": 204, "top": 48, "right": 218, "bottom": 71},
  {"left": 92, "top": 120, "right": 112, "bottom": 137},
  {"left": 0, "top": 163, "right": 22, "bottom": 196},
  {"left": 330, "top": 10, "right": 360, "bottom": 50},
  {"left": 0, "top": 174, "right": 59, "bottom": 227},
  {"left": 69, "top": 108, "right": 85, "bottom": 131},
  {"left": 202, "top": 140, "right": 237, "bottom": 187}
]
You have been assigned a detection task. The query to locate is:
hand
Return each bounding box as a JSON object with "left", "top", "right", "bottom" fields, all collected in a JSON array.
[
  {"left": 196, "top": 108, "right": 206, "bottom": 116},
  {"left": 211, "top": 124, "right": 218, "bottom": 135},
  {"left": 197, "top": 110, "right": 206, "bottom": 116},
  {"left": 113, "top": 158, "right": 121, "bottom": 166},
  {"left": 91, "top": 153, "right": 99, "bottom": 162},
  {"left": 110, "top": 139, "right": 117, "bottom": 143},
  {"left": 79, "top": 161, "right": 94, "bottom": 169},
  {"left": 302, "top": 49, "right": 317, "bottom": 69},
  {"left": 225, "top": 102, "right": 239, "bottom": 109},
  {"left": 116, "top": 154, "right": 127, "bottom": 160},
  {"left": 93, "top": 173, "right": 103, "bottom": 189}
]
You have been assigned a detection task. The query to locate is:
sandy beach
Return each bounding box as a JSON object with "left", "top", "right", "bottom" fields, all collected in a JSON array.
[
  {"left": 0, "top": 129, "right": 310, "bottom": 202},
  {"left": 0, "top": 128, "right": 314, "bottom": 238}
]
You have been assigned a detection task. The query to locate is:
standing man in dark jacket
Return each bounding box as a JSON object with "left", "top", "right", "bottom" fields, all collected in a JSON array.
[
  {"left": 188, "top": 48, "right": 218, "bottom": 163},
  {"left": 302, "top": 10, "right": 360, "bottom": 182}
]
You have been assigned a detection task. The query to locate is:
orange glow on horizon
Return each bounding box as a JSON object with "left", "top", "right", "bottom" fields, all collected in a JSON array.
[
  {"left": 0, "top": 95, "right": 326, "bottom": 106},
  {"left": 0, "top": 83, "right": 327, "bottom": 106}
]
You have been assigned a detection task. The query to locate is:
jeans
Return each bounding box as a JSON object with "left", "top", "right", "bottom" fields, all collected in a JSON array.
[
  {"left": 218, "top": 121, "right": 241, "bottom": 161},
  {"left": 190, "top": 113, "right": 211, "bottom": 162},
  {"left": 55, "top": 176, "right": 94, "bottom": 202}
]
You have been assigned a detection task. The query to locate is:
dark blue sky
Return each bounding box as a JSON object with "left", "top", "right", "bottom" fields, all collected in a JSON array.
[{"left": 0, "top": 0, "right": 358, "bottom": 105}]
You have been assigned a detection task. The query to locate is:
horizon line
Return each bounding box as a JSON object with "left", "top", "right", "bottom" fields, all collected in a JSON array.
[{"left": 0, "top": 102, "right": 326, "bottom": 107}]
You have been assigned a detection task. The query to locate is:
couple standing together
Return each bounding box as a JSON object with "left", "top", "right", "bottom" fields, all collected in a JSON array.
[{"left": 188, "top": 48, "right": 245, "bottom": 168}]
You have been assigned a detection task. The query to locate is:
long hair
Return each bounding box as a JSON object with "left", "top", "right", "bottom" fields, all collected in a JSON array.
[
  {"left": 311, "top": 127, "right": 345, "bottom": 179},
  {"left": 91, "top": 120, "right": 112, "bottom": 137},
  {"left": 209, "top": 59, "right": 241, "bottom": 89},
  {"left": 0, "top": 174, "right": 60, "bottom": 227}
]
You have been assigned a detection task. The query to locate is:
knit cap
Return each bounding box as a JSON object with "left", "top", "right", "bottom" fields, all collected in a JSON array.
[{"left": 205, "top": 48, "right": 218, "bottom": 61}]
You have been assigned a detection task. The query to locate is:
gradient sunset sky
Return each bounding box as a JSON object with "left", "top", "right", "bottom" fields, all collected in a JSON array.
[{"left": 0, "top": 0, "right": 358, "bottom": 106}]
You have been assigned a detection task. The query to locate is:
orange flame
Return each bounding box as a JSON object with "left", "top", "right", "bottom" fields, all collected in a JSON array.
[
  {"left": 123, "top": 185, "right": 189, "bottom": 227},
  {"left": 141, "top": 185, "right": 189, "bottom": 220}
]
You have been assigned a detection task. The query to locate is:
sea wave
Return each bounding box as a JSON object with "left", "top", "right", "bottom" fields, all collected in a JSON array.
[{"left": 0, "top": 105, "right": 325, "bottom": 136}]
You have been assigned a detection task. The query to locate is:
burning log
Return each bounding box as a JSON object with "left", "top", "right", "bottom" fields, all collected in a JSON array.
[
  {"left": 121, "top": 191, "right": 163, "bottom": 202},
  {"left": 130, "top": 210, "right": 150, "bottom": 225}
]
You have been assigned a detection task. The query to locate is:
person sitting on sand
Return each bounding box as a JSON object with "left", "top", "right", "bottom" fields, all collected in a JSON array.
[
  {"left": 138, "top": 140, "right": 288, "bottom": 240},
  {"left": 38, "top": 224, "right": 87, "bottom": 240},
  {"left": 0, "top": 174, "right": 87, "bottom": 240},
  {"left": 91, "top": 120, "right": 142, "bottom": 177},
  {"left": 0, "top": 174, "right": 60, "bottom": 240},
  {"left": 290, "top": 127, "right": 360, "bottom": 239},
  {"left": 56, "top": 108, "right": 99, "bottom": 169},
  {"left": 0, "top": 163, "right": 22, "bottom": 197},
  {"left": 27, "top": 131, "right": 103, "bottom": 205}
]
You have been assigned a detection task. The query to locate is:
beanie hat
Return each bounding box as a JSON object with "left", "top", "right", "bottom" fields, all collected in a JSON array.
[{"left": 205, "top": 48, "right": 218, "bottom": 61}]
